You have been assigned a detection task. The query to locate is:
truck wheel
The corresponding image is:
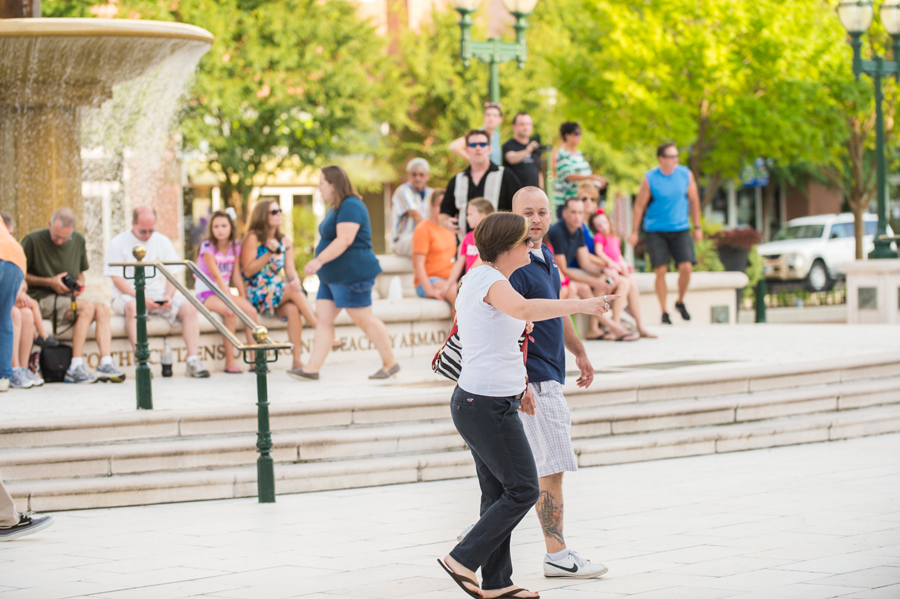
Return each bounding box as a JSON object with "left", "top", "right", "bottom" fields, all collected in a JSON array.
[{"left": 806, "top": 259, "right": 831, "bottom": 292}]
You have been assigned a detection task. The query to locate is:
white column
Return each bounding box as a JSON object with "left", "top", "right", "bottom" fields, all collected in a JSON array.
[
  {"left": 727, "top": 180, "right": 738, "bottom": 229},
  {"left": 754, "top": 187, "right": 763, "bottom": 232}
]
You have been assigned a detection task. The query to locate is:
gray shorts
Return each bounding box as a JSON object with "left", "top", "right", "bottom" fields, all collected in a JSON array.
[{"left": 518, "top": 380, "right": 578, "bottom": 477}]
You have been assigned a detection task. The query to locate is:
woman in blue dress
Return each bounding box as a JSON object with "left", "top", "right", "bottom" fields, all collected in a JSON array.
[{"left": 241, "top": 199, "right": 317, "bottom": 374}]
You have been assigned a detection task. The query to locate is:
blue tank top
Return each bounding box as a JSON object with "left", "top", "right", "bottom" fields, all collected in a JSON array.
[{"left": 644, "top": 165, "right": 691, "bottom": 232}]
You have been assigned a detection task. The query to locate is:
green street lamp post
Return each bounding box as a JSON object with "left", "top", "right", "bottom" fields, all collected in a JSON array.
[
  {"left": 838, "top": 0, "right": 900, "bottom": 259},
  {"left": 450, "top": 0, "right": 539, "bottom": 103}
]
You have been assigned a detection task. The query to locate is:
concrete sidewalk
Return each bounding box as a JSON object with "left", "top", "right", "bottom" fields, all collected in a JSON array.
[
  {"left": 3, "top": 323, "right": 898, "bottom": 421},
  {"left": 1, "top": 434, "right": 898, "bottom": 598}
]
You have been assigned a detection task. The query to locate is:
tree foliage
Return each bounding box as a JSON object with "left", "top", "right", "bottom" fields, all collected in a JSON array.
[
  {"left": 76, "top": 0, "right": 388, "bottom": 220},
  {"left": 385, "top": 6, "right": 561, "bottom": 186},
  {"left": 537, "top": 0, "right": 850, "bottom": 206}
]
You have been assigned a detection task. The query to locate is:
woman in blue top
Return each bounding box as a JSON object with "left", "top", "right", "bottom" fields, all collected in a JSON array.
[{"left": 292, "top": 166, "right": 399, "bottom": 381}]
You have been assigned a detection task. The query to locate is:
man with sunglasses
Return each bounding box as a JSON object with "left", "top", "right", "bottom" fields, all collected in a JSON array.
[
  {"left": 627, "top": 143, "right": 703, "bottom": 324},
  {"left": 391, "top": 158, "right": 433, "bottom": 257},
  {"left": 21, "top": 208, "right": 126, "bottom": 384},
  {"left": 449, "top": 102, "right": 504, "bottom": 166},
  {"left": 440, "top": 129, "right": 522, "bottom": 236},
  {"left": 104, "top": 206, "right": 209, "bottom": 378}
]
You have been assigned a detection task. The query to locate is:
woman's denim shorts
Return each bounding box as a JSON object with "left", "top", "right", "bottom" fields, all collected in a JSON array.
[{"left": 316, "top": 277, "right": 375, "bottom": 309}]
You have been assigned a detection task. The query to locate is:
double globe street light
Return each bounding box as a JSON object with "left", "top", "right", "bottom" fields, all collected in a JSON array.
[
  {"left": 450, "top": 0, "right": 539, "bottom": 103},
  {"left": 838, "top": 0, "right": 900, "bottom": 258}
]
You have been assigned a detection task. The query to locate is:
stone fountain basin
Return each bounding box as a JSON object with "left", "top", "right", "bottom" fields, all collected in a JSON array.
[{"left": 0, "top": 18, "right": 213, "bottom": 106}]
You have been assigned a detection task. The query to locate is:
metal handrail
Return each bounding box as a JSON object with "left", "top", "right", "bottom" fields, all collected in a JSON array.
[
  {"left": 108, "top": 258, "right": 292, "bottom": 352},
  {"left": 110, "top": 245, "right": 292, "bottom": 503}
]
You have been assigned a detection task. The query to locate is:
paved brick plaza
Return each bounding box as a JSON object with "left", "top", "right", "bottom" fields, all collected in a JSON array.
[{"left": 1, "top": 433, "right": 899, "bottom": 598}]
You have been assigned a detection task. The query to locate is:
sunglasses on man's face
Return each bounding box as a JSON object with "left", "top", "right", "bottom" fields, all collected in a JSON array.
[
  {"left": 468, "top": 142, "right": 489, "bottom": 148},
  {"left": 662, "top": 154, "right": 679, "bottom": 159},
  {"left": 137, "top": 229, "right": 154, "bottom": 236},
  {"left": 269, "top": 208, "right": 282, "bottom": 215}
]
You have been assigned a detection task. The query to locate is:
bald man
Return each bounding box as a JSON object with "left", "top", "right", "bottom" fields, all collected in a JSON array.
[
  {"left": 104, "top": 206, "right": 209, "bottom": 378},
  {"left": 460, "top": 187, "right": 609, "bottom": 579}
]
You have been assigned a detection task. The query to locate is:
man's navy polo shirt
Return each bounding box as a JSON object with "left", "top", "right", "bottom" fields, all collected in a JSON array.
[
  {"left": 509, "top": 244, "right": 565, "bottom": 385},
  {"left": 546, "top": 220, "right": 584, "bottom": 269}
]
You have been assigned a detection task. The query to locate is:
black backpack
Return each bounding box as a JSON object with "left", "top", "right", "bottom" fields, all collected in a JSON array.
[{"left": 39, "top": 344, "right": 72, "bottom": 383}]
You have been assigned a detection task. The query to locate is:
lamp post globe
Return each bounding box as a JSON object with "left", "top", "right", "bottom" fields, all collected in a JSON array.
[
  {"left": 881, "top": 0, "right": 900, "bottom": 36},
  {"left": 502, "top": 0, "right": 539, "bottom": 15},
  {"left": 449, "top": 0, "right": 480, "bottom": 11},
  {"left": 838, "top": 0, "right": 874, "bottom": 34}
]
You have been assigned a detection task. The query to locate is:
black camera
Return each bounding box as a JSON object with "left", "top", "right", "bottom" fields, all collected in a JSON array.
[
  {"left": 61, "top": 274, "right": 81, "bottom": 293},
  {"left": 535, "top": 144, "right": 553, "bottom": 154}
]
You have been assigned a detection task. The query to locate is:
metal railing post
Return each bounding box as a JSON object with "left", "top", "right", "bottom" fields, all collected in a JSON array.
[
  {"left": 250, "top": 327, "right": 275, "bottom": 503},
  {"left": 109, "top": 253, "right": 292, "bottom": 502},
  {"left": 132, "top": 246, "right": 153, "bottom": 410},
  {"left": 755, "top": 278, "right": 767, "bottom": 324}
]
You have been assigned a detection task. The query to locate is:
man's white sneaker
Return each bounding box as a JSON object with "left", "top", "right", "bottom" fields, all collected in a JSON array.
[
  {"left": 0, "top": 378, "right": 8, "bottom": 392},
  {"left": 543, "top": 550, "right": 608, "bottom": 579}
]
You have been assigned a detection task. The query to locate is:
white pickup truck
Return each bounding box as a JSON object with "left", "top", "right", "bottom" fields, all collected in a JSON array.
[{"left": 757, "top": 213, "right": 895, "bottom": 292}]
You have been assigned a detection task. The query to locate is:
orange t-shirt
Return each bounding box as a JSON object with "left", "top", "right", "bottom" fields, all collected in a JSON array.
[
  {"left": 411, "top": 220, "right": 457, "bottom": 286},
  {"left": 0, "top": 222, "right": 26, "bottom": 275}
]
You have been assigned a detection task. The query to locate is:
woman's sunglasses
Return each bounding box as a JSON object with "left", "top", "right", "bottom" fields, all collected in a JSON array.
[{"left": 269, "top": 208, "right": 282, "bottom": 215}]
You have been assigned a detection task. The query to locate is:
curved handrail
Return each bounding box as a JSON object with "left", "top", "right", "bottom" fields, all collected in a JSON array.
[{"left": 108, "top": 258, "right": 293, "bottom": 352}]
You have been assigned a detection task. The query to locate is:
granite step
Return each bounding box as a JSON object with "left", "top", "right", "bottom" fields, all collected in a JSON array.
[{"left": 8, "top": 403, "right": 900, "bottom": 513}]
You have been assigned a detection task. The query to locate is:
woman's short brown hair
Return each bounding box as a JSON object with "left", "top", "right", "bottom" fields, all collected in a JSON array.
[
  {"left": 321, "top": 165, "right": 360, "bottom": 210},
  {"left": 474, "top": 213, "right": 529, "bottom": 264}
]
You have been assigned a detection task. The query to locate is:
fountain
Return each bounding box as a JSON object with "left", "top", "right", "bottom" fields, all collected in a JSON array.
[{"left": 0, "top": 11, "right": 212, "bottom": 264}]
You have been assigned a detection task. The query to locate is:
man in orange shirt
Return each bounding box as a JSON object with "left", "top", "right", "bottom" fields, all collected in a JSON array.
[{"left": 412, "top": 192, "right": 459, "bottom": 309}]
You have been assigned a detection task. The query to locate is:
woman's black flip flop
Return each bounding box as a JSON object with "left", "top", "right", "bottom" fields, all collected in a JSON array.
[{"left": 437, "top": 558, "right": 481, "bottom": 598}]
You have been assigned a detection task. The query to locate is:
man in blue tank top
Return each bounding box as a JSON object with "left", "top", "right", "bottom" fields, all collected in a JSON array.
[{"left": 627, "top": 143, "right": 702, "bottom": 324}]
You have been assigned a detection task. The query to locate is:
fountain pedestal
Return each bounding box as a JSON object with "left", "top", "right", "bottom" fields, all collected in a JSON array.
[{"left": 0, "top": 18, "right": 212, "bottom": 246}]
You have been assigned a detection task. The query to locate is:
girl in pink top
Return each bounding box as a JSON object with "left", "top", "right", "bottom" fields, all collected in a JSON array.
[
  {"left": 447, "top": 198, "right": 494, "bottom": 288},
  {"left": 195, "top": 211, "right": 260, "bottom": 373},
  {"left": 589, "top": 211, "right": 631, "bottom": 275},
  {"left": 588, "top": 210, "right": 656, "bottom": 338}
]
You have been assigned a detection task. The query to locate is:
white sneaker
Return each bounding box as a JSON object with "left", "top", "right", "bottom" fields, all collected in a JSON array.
[
  {"left": 543, "top": 550, "right": 608, "bottom": 579},
  {"left": 25, "top": 368, "right": 43, "bottom": 387},
  {"left": 9, "top": 368, "right": 33, "bottom": 389},
  {"left": 0, "top": 378, "right": 8, "bottom": 392},
  {"left": 186, "top": 358, "right": 210, "bottom": 378}
]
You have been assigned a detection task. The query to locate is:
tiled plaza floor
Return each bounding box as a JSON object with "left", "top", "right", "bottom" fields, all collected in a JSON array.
[{"left": 1, "top": 434, "right": 898, "bottom": 598}]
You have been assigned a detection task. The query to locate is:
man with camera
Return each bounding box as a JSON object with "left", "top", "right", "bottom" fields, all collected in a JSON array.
[
  {"left": 503, "top": 112, "right": 546, "bottom": 190},
  {"left": 21, "top": 208, "right": 126, "bottom": 384},
  {"left": 104, "top": 206, "right": 209, "bottom": 378}
]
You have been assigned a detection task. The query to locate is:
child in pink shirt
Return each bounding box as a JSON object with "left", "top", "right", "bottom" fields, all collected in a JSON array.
[{"left": 447, "top": 198, "right": 495, "bottom": 286}]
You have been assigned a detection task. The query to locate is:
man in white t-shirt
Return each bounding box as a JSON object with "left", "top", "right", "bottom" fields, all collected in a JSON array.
[{"left": 103, "top": 206, "right": 209, "bottom": 378}]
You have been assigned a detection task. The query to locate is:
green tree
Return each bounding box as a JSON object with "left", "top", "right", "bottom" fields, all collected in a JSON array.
[
  {"left": 386, "top": 7, "right": 561, "bottom": 185},
  {"left": 817, "top": 1, "right": 900, "bottom": 259},
  {"left": 109, "top": 0, "right": 391, "bottom": 221},
  {"left": 538, "top": 0, "right": 848, "bottom": 206}
]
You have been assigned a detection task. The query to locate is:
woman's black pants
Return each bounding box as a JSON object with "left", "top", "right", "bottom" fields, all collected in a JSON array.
[{"left": 449, "top": 385, "right": 540, "bottom": 591}]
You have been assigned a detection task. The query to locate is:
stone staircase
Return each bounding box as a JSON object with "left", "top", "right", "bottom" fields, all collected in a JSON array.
[{"left": 3, "top": 352, "right": 898, "bottom": 512}]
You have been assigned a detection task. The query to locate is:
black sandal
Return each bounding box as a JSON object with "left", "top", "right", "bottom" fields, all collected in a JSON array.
[{"left": 437, "top": 558, "right": 481, "bottom": 598}]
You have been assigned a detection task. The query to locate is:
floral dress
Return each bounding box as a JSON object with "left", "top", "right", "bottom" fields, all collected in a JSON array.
[{"left": 244, "top": 243, "right": 285, "bottom": 317}]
